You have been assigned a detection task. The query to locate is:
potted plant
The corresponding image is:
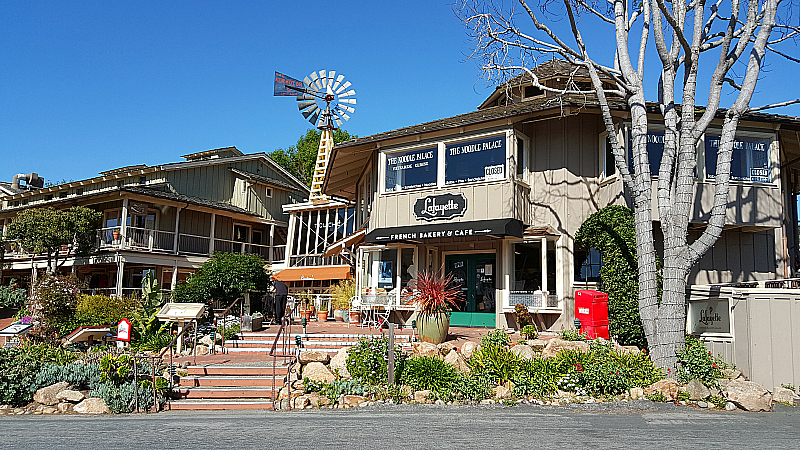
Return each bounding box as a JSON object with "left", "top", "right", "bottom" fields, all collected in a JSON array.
[
  {"left": 317, "top": 299, "right": 329, "bottom": 322},
  {"left": 112, "top": 230, "right": 121, "bottom": 240},
  {"left": 329, "top": 279, "right": 355, "bottom": 322},
  {"left": 297, "top": 292, "right": 314, "bottom": 322},
  {"left": 403, "top": 269, "right": 462, "bottom": 345},
  {"left": 251, "top": 311, "right": 264, "bottom": 331}
]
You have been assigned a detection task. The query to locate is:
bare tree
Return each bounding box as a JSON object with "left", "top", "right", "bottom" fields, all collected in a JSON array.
[{"left": 458, "top": 0, "right": 800, "bottom": 370}]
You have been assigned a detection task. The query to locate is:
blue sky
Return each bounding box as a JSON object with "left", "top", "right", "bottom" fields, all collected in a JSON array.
[{"left": 1, "top": 1, "right": 798, "bottom": 185}]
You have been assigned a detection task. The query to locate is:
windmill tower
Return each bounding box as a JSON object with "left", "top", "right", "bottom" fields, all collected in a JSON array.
[{"left": 275, "top": 70, "right": 356, "bottom": 201}]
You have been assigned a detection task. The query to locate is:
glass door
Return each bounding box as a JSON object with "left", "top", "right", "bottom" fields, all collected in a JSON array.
[{"left": 445, "top": 253, "right": 496, "bottom": 327}]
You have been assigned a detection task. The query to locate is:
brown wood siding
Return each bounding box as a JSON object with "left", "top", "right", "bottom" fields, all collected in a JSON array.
[
  {"left": 688, "top": 229, "right": 777, "bottom": 284},
  {"left": 179, "top": 209, "right": 211, "bottom": 236}
]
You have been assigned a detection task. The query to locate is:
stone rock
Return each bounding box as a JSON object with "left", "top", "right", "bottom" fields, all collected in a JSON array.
[
  {"left": 41, "top": 406, "right": 57, "bottom": 414},
  {"left": 299, "top": 350, "right": 330, "bottom": 364},
  {"left": 291, "top": 395, "right": 310, "bottom": 409},
  {"left": 412, "top": 342, "right": 439, "bottom": 357},
  {"left": 56, "top": 390, "right": 85, "bottom": 403},
  {"left": 437, "top": 342, "right": 457, "bottom": 356},
  {"left": 725, "top": 401, "right": 737, "bottom": 411},
  {"left": 628, "top": 387, "right": 644, "bottom": 400},
  {"left": 399, "top": 385, "right": 413, "bottom": 399},
  {"left": 302, "top": 362, "right": 335, "bottom": 383},
  {"left": 194, "top": 345, "right": 210, "bottom": 356},
  {"left": 73, "top": 398, "right": 111, "bottom": 414},
  {"left": 724, "top": 379, "right": 772, "bottom": 412},
  {"left": 278, "top": 386, "right": 303, "bottom": 400},
  {"left": 199, "top": 335, "right": 214, "bottom": 346},
  {"left": 414, "top": 390, "right": 431, "bottom": 404},
  {"left": 479, "top": 399, "right": 493, "bottom": 405},
  {"left": 541, "top": 338, "right": 590, "bottom": 359},
  {"left": 722, "top": 368, "right": 743, "bottom": 380},
  {"left": 33, "top": 382, "right": 69, "bottom": 406},
  {"left": 772, "top": 387, "right": 795, "bottom": 406},
  {"left": 697, "top": 400, "right": 708, "bottom": 408},
  {"left": 685, "top": 379, "right": 711, "bottom": 401},
  {"left": 526, "top": 339, "right": 549, "bottom": 350},
  {"left": 493, "top": 385, "right": 511, "bottom": 399},
  {"left": 647, "top": 379, "right": 681, "bottom": 401},
  {"left": 510, "top": 344, "right": 535, "bottom": 360},
  {"left": 57, "top": 403, "right": 72, "bottom": 413},
  {"left": 443, "top": 349, "right": 470, "bottom": 373},
  {"left": 460, "top": 341, "right": 479, "bottom": 359},
  {"left": 305, "top": 392, "right": 331, "bottom": 408},
  {"left": 343, "top": 395, "right": 365, "bottom": 407},
  {"left": 329, "top": 347, "right": 351, "bottom": 379},
  {"left": 613, "top": 344, "right": 639, "bottom": 354}
]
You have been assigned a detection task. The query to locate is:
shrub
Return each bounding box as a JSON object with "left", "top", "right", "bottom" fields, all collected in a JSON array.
[
  {"left": 522, "top": 325, "right": 538, "bottom": 340},
  {"left": 676, "top": 336, "right": 727, "bottom": 387},
  {"left": 401, "top": 356, "right": 459, "bottom": 392},
  {"left": 330, "top": 279, "right": 355, "bottom": 311},
  {"left": 26, "top": 275, "right": 82, "bottom": 339},
  {"left": 0, "top": 343, "right": 78, "bottom": 406},
  {"left": 480, "top": 328, "right": 511, "bottom": 348},
  {"left": 345, "top": 336, "right": 407, "bottom": 385},
  {"left": 469, "top": 342, "right": 521, "bottom": 385},
  {"left": 304, "top": 377, "right": 372, "bottom": 402},
  {"left": 34, "top": 362, "right": 101, "bottom": 391},
  {"left": 90, "top": 379, "right": 167, "bottom": 413},
  {"left": 449, "top": 373, "right": 493, "bottom": 401},
  {"left": 132, "top": 333, "right": 173, "bottom": 352},
  {"left": 513, "top": 358, "right": 560, "bottom": 397},
  {"left": 557, "top": 328, "right": 587, "bottom": 342},
  {"left": 76, "top": 294, "right": 139, "bottom": 327},
  {"left": 0, "top": 279, "right": 27, "bottom": 309},
  {"left": 615, "top": 349, "right": 663, "bottom": 388}
]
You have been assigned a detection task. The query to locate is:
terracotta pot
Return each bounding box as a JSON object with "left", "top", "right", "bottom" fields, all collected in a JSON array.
[
  {"left": 317, "top": 310, "right": 329, "bottom": 322},
  {"left": 416, "top": 312, "right": 450, "bottom": 345},
  {"left": 333, "top": 310, "right": 347, "bottom": 322},
  {"left": 300, "top": 310, "right": 313, "bottom": 322},
  {"left": 349, "top": 311, "right": 361, "bottom": 324},
  {"left": 112, "top": 231, "right": 121, "bottom": 240}
]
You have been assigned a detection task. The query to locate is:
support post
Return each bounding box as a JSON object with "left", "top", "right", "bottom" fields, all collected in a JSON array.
[
  {"left": 387, "top": 323, "right": 395, "bottom": 385},
  {"left": 173, "top": 207, "right": 181, "bottom": 254},
  {"left": 540, "top": 237, "right": 548, "bottom": 295},
  {"left": 120, "top": 197, "right": 129, "bottom": 250},
  {"left": 209, "top": 213, "right": 216, "bottom": 254},
  {"left": 170, "top": 261, "right": 178, "bottom": 291},
  {"left": 269, "top": 223, "right": 275, "bottom": 262},
  {"left": 115, "top": 258, "right": 125, "bottom": 298}
]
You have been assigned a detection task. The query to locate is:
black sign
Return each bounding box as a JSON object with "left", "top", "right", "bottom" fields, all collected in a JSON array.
[
  {"left": 413, "top": 193, "right": 467, "bottom": 222},
  {"left": 365, "top": 218, "right": 524, "bottom": 243}
]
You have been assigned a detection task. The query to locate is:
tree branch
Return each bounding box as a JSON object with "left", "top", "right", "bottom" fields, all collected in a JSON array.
[{"left": 748, "top": 98, "right": 800, "bottom": 112}]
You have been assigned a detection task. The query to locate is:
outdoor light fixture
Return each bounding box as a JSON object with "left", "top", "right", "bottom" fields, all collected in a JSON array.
[
  {"left": 295, "top": 335, "right": 302, "bottom": 348},
  {"left": 573, "top": 318, "right": 582, "bottom": 330}
]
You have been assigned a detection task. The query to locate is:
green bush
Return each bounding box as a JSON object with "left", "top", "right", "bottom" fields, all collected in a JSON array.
[
  {"left": 345, "top": 337, "right": 407, "bottom": 385},
  {"left": 557, "top": 328, "right": 587, "bottom": 342},
  {"left": 304, "top": 377, "right": 372, "bottom": 401},
  {"left": 75, "top": 294, "right": 139, "bottom": 327},
  {"left": 0, "top": 279, "right": 27, "bottom": 309},
  {"left": 401, "top": 356, "right": 459, "bottom": 392},
  {"left": 575, "top": 205, "right": 650, "bottom": 348},
  {"left": 26, "top": 275, "right": 82, "bottom": 339},
  {"left": 480, "top": 328, "right": 511, "bottom": 348},
  {"left": 132, "top": 332, "right": 173, "bottom": 353},
  {"left": 513, "top": 358, "right": 559, "bottom": 397},
  {"left": 34, "top": 362, "right": 100, "bottom": 391},
  {"left": 522, "top": 325, "right": 538, "bottom": 340},
  {"left": 0, "top": 343, "right": 78, "bottom": 406},
  {"left": 676, "top": 336, "right": 727, "bottom": 387},
  {"left": 469, "top": 342, "right": 521, "bottom": 385},
  {"left": 90, "top": 379, "right": 167, "bottom": 413}
]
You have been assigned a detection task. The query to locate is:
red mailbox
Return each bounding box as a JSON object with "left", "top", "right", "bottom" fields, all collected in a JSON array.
[{"left": 575, "top": 290, "right": 609, "bottom": 339}]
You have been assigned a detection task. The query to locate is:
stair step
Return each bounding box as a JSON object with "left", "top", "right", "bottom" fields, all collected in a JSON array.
[
  {"left": 187, "top": 365, "right": 288, "bottom": 376},
  {"left": 168, "top": 399, "right": 273, "bottom": 410},
  {"left": 179, "top": 376, "right": 282, "bottom": 387},
  {"left": 174, "top": 387, "right": 277, "bottom": 399},
  {"left": 238, "top": 332, "right": 413, "bottom": 340}
]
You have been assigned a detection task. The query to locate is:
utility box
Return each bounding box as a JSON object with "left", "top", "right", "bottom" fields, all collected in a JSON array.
[{"left": 575, "top": 290, "right": 610, "bottom": 339}]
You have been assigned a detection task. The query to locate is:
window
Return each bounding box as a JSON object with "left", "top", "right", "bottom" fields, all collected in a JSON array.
[
  {"left": 574, "top": 248, "right": 602, "bottom": 282},
  {"left": 600, "top": 132, "right": 617, "bottom": 179},
  {"left": 445, "top": 134, "right": 507, "bottom": 185},
  {"left": 515, "top": 134, "right": 529, "bottom": 179},
  {"left": 266, "top": 187, "right": 273, "bottom": 198},
  {"left": 59, "top": 191, "right": 68, "bottom": 199},
  {"left": 76, "top": 188, "right": 84, "bottom": 195},
  {"left": 139, "top": 176, "right": 146, "bottom": 185},
  {"left": 45, "top": 194, "right": 53, "bottom": 201},
  {"left": 628, "top": 129, "right": 664, "bottom": 176},
  {"left": 524, "top": 85, "right": 543, "bottom": 98},
  {"left": 384, "top": 146, "right": 437, "bottom": 192},
  {"left": 705, "top": 133, "right": 772, "bottom": 183}
]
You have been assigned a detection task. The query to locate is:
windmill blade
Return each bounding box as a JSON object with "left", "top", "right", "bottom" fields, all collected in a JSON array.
[
  {"left": 319, "top": 70, "right": 326, "bottom": 82},
  {"left": 296, "top": 93, "right": 316, "bottom": 101},
  {"left": 297, "top": 100, "right": 317, "bottom": 111},
  {"left": 301, "top": 104, "right": 319, "bottom": 119},
  {"left": 335, "top": 81, "right": 352, "bottom": 94},
  {"left": 303, "top": 76, "right": 313, "bottom": 88},
  {"left": 334, "top": 106, "right": 351, "bottom": 121},
  {"left": 331, "top": 112, "right": 343, "bottom": 127},
  {"left": 326, "top": 71, "right": 336, "bottom": 89},
  {"left": 309, "top": 71, "right": 323, "bottom": 90},
  {"left": 339, "top": 89, "right": 356, "bottom": 98},
  {"left": 308, "top": 109, "right": 321, "bottom": 125},
  {"left": 332, "top": 74, "right": 345, "bottom": 91},
  {"left": 338, "top": 98, "right": 357, "bottom": 106}
]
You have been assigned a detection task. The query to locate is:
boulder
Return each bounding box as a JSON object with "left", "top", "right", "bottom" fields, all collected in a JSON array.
[
  {"left": 725, "top": 402, "right": 737, "bottom": 411},
  {"left": 647, "top": 379, "right": 681, "bottom": 401},
  {"left": 278, "top": 386, "right": 303, "bottom": 401},
  {"left": 685, "top": 379, "right": 711, "bottom": 401},
  {"left": 329, "top": 347, "right": 351, "bottom": 379},
  {"left": 443, "top": 349, "right": 470, "bottom": 373},
  {"left": 305, "top": 392, "right": 331, "bottom": 408},
  {"left": 56, "top": 390, "right": 85, "bottom": 403},
  {"left": 56, "top": 403, "right": 72, "bottom": 413},
  {"left": 772, "top": 387, "right": 795, "bottom": 406},
  {"left": 41, "top": 406, "right": 57, "bottom": 414},
  {"left": 299, "top": 350, "right": 330, "bottom": 364},
  {"left": 33, "top": 382, "right": 69, "bottom": 406},
  {"left": 194, "top": 345, "right": 210, "bottom": 356},
  {"left": 414, "top": 390, "right": 432, "bottom": 404},
  {"left": 343, "top": 395, "right": 365, "bottom": 407},
  {"left": 722, "top": 368, "right": 743, "bottom": 380},
  {"left": 437, "top": 342, "right": 457, "bottom": 356},
  {"left": 73, "top": 398, "right": 111, "bottom": 414},
  {"left": 291, "top": 395, "right": 310, "bottom": 409},
  {"left": 412, "top": 342, "right": 439, "bottom": 357},
  {"left": 460, "top": 341, "right": 478, "bottom": 359},
  {"left": 526, "top": 339, "right": 549, "bottom": 350},
  {"left": 724, "top": 379, "right": 772, "bottom": 412},
  {"left": 302, "top": 362, "right": 335, "bottom": 383},
  {"left": 628, "top": 387, "right": 644, "bottom": 400},
  {"left": 541, "top": 338, "right": 589, "bottom": 359},
  {"left": 510, "top": 344, "right": 535, "bottom": 360},
  {"left": 493, "top": 385, "right": 511, "bottom": 399},
  {"left": 199, "top": 335, "right": 214, "bottom": 347}
]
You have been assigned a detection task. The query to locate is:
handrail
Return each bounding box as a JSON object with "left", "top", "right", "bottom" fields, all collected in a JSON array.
[
  {"left": 215, "top": 297, "right": 243, "bottom": 354},
  {"left": 270, "top": 301, "right": 298, "bottom": 410},
  {"left": 158, "top": 317, "right": 199, "bottom": 359},
  {"left": 157, "top": 316, "right": 200, "bottom": 401}
]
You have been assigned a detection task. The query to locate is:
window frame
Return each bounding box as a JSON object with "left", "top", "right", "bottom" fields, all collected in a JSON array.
[
  {"left": 599, "top": 129, "right": 621, "bottom": 184},
  {"left": 515, "top": 131, "right": 530, "bottom": 184},
  {"left": 701, "top": 129, "right": 777, "bottom": 185}
]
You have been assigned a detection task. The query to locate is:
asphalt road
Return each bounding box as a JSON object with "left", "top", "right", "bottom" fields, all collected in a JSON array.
[{"left": 1, "top": 401, "right": 798, "bottom": 449}]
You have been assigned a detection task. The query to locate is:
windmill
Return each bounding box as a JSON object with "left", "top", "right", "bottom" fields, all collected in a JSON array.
[{"left": 274, "top": 70, "right": 357, "bottom": 201}]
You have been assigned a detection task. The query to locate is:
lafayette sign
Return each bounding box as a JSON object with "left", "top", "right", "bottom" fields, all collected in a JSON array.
[
  {"left": 687, "top": 298, "right": 731, "bottom": 335},
  {"left": 413, "top": 193, "right": 467, "bottom": 222}
]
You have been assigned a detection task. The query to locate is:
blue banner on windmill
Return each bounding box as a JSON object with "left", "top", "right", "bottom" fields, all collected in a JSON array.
[{"left": 274, "top": 72, "right": 305, "bottom": 96}]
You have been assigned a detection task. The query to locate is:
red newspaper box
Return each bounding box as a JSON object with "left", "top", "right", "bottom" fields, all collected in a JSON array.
[{"left": 575, "top": 290, "right": 609, "bottom": 339}]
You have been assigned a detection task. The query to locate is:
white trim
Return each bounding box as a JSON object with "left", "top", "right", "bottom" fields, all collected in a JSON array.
[{"left": 514, "top": 130, "right": 530, "bottom": 184}]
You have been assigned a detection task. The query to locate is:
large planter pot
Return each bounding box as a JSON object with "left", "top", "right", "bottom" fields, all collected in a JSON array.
[
  {"left": 333, "top": 310, "right": 347, "bottom": 322},
  {"left": 317, "top": 310, "right": 329, "bottom": 322},
  {"left": 349, "top": 311, "right": 361, "bottom": 324},
  {"left": 416, "top": 312, "right": 450, "bottom": 345},
  {"left": 300, "top": 310, "right": 314, "bottom": 322}
]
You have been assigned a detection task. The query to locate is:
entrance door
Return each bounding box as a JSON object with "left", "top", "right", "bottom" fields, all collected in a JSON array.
[{"left": 445, "top": 253, "right": 496, "bottom": 328}]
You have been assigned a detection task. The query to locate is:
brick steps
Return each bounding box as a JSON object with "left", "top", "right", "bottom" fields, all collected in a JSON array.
[
  {"left": 173, "top": 387, "right": 277, "bottom": 399},
  {"left": 168, "top": 399, "right": 274, "bottom": 410},
  {"left": 179, "top": 376, "right": 281, "bottom": 387},
  {"left": 187, "top": 365, "right": 287, "bottom": 376}
]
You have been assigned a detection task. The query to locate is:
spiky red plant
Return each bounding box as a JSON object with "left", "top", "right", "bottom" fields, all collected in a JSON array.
[{"left": 403, "top": 268, "right": 463, "bottom": 315}]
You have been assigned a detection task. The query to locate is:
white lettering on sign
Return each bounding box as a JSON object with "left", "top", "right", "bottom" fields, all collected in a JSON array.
[
  {"left": 484, "top": 164, "right": 504, "bottom": 181},
  {"left": 578, "top": 307, "right": 590, "bottom": 315},
  {"left": 448, "top": 139, "right": 504, "bottom": 156},
  {"left": 423, "top": 197, "right": 460, "bottom": 216}
]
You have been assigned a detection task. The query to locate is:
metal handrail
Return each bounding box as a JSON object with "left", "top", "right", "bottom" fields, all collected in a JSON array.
[
  {"left": 215, "top": 297, "right": 243, "bottom": 354},
  {"left": 157, "top": 316, "right": 200, "bottom": 406},
  {"left": 270, "top": 303, "right": 298, "bottom": 410}
]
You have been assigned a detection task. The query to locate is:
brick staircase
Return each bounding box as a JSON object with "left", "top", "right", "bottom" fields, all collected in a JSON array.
[{"left": 167, "top": 331, "right": 413, "bottom": 410}]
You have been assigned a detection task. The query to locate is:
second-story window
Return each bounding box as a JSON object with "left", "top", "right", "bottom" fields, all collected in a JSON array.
[
  {"left": 445, "top": 134, "right": 507, "bottom": 185},
  {"left": 705, "top": 133, "right": 772, "bottom": 183},
  {"left": 384, "top": 146, "right": 437, "bottom": 193}
]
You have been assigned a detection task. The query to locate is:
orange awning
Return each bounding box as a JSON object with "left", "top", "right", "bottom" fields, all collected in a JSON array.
[{"left": 272, "top": 265, "right": 352, "bottom": 282}]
